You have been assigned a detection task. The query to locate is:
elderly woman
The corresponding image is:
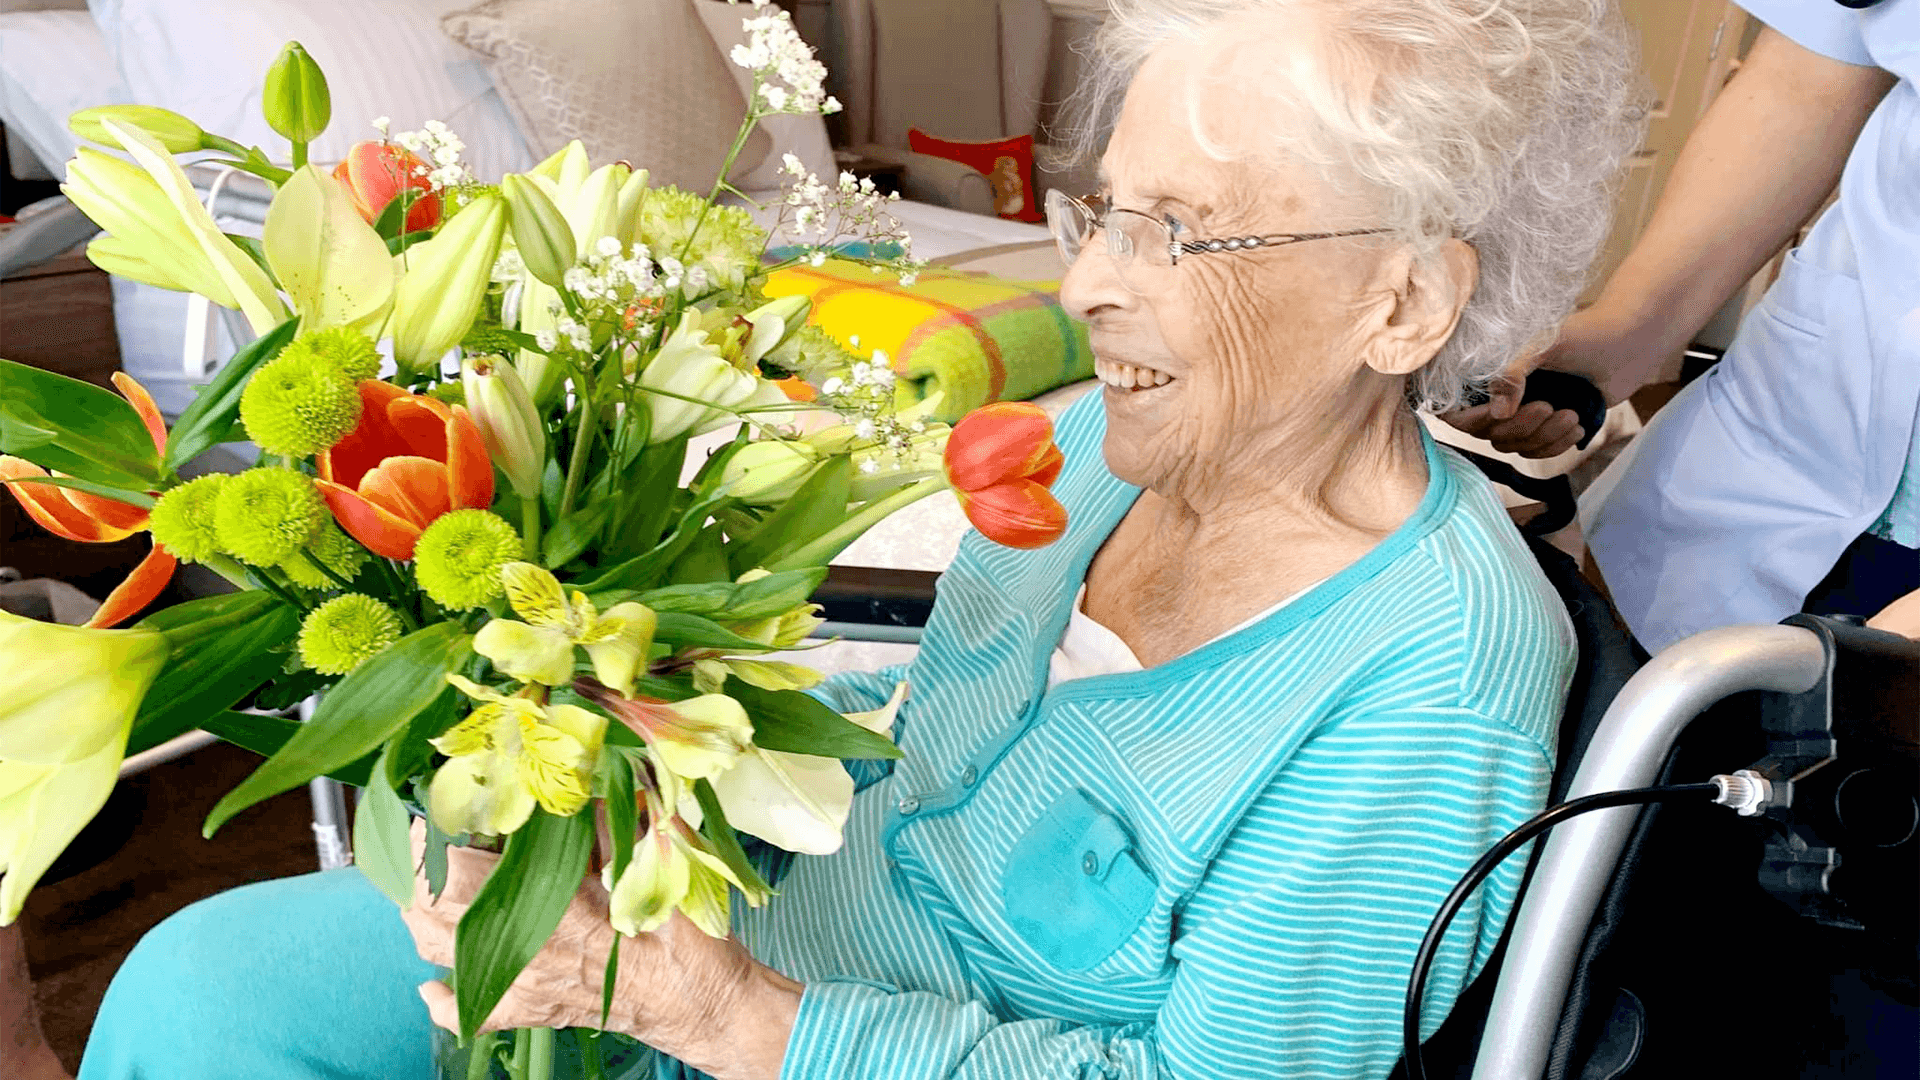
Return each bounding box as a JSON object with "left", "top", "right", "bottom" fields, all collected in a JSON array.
[{"left": 78, "top": 1, "right": 1637, "bottom": 1078}]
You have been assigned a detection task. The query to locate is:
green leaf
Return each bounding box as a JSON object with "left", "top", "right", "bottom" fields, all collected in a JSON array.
[
  {"left": 0, "top": 358, "right": 163, "bottom": 490},
  {"left": 693, "top": 779, "right": 773, "bottom": 899},
  {"left": 542, "top": 502, "right": 612, "bottom": 569},
  {"left": 731, "top": 681, "right": 902, "bottom": 760},
  {"left": 15, "top": 475, "right": 156, "bottom": 509},
  {"left": 651, "top": 611, "right": 769, "bottom": 652},
  {"left": 127, "top": 592, "right": 302, "bottom": 756},
  {"left": 372, "top": 186, "right": 411, "bottom": 240},
  {"left": 198, "top": 710, "right": 375, "bottom": 786},
  {"left": 631, "top": 567, "right": 827, "bottom": 622},
  {"left": 629, "top": 581, "right": 733, "bottom": 617},
  {"left": 453, "top": 807, "right": 595, "bottom": 1040},
  {"left": 573, "top": 484, "right": 734, "bottom": 595},
  {"left": 224, "top": 232, "right": 276, "bottom": 280},
  {"left": 727, "top": 455, "right": 852, "bottom": 576},
  {"left": 353, "top": 738, "right": 417, "bottom": 908},
  {"left": 386, "top": 229, "right": 434, "bottom": 256},
  {"left": 387, "top": 686, "right": 461, "bottom": 790},
  {"left": 600, "top": 436, "right": 684, "bottom": 564},
  {"left": 164, "top": 317, "right": 301, "bottom": 473},
  {"left": 666, "top": 524, "right": 729, "bottom": 584},
  {"left": 203, "top": 621, "right": 472, "bottom": 837},
  {"left": 604, "top": 750, "right": 637, "bottom": 885}
]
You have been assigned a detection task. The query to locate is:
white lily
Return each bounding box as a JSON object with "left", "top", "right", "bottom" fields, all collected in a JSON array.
[
  {"left": 639, "top": 311, "right": 786, "bottom": 443},
  {"left": 262, "top": 165, "right": 394, "bottom": 336}
]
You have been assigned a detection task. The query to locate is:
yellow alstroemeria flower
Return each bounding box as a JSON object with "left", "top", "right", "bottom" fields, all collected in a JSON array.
[
  {"left": 426, "top": 674, "right": 607, "bottom": 837},
  {"left": 0, "top": 610, "right": 169, "bottom": 923},
  {"left": 473, "top": 562, "right": 657, "bottom": 694},
  {"left": 580, "top": 685, "right": 756, "bottom": 783},
  {"left": 604, "top": 760, "right": 757, "bottom": 938}
]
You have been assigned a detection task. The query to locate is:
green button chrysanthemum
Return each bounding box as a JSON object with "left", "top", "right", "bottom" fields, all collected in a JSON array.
[
  {"left": 413, "top": 509, "right": 521, "bottom": 610},
  {"left": 297, "top": 593, "right": 405, "bottom": 675},
  {"left": 640, "top": 186, "right": 766, "bottom": 294},
  {"left": 213, "top": 467, "right": 327, "bottom": 567},
  {"left": 292, "top": 325, "right": 383, "bottom": 383},
  {"left": 239, "top": 348, "right": 363, "bottom": 458},
  {"left": 146, "top": 474, "right": 230, "bottom": 563},
  {"left": 460, "top": 323, "right": 522, "bottom": 358},
  {"left": 426, "top": 381, "right": 467, "bottom": 407},
  {"left": 279, "top": 520, "right": 369, "bottom": 589}
]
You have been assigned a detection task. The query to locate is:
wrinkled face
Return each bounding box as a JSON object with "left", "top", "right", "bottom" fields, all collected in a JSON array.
[{"left": 1060, "top": 37, "right": 1401, "bottom": 499}]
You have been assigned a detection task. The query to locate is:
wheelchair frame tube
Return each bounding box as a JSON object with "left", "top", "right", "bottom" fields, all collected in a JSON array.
[{"left": 1472, "top": 624, "right": 1827, "bottom": 1080}]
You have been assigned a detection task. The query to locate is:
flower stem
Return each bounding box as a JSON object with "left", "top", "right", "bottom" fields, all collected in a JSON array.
[
  {"left": 677, "top": 111, "right": 761, "bottom": 266},
  {"left": 520, "top": 495, "right": 543, "bottom": 562},
  {"left": 767, "top": 475, "right": 946, "bottom": 572},
  {"left": 558, "top": 388, "right": 596, "bottom": 520},
  {"left": 298, "top": 548, "right": 356, "bottom": 591},
  {"left": 201, "top": 553, "right": 254, "bottom": 591},
  {"left": 465, "top": 1032, "right": 501, "bottom": 1080},
  {"left": 507, "top": 1027, "right": 533, "bottom": 1079},
  {"left": 528, "top": 1028, "right": 554, "bottom": 1080}
]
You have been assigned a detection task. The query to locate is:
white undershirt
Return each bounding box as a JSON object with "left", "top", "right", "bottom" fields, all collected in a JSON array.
[{"left": 1046, "top": 580, "right": 1325, "bottom": 689}]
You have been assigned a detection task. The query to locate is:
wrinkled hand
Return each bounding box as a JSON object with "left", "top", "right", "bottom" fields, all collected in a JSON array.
[
  {"left": 398, "top": 820, "right": 798, "bottom": 1078},
  {"left": 1442, "top": 304, "right": 1661, "bottom": 459}
]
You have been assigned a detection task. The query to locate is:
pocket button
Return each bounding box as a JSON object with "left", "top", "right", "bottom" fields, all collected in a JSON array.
[
  {"left": 960, "top": 765, "right": 978, "bottom": 786},
  {"left": 897, "top": 796, "right": 920, "bottom": 815},
  {"left": 1081, "top": 851, "right": 1099, "bottom": 875}
]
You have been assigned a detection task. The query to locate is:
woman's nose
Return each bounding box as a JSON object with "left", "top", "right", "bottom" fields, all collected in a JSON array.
[{"left": 1059, "top": 230, "right": 1131, "bottom": 323}]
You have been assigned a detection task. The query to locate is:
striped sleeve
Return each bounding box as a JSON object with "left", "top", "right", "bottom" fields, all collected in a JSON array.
[{"left": 778, "top": 708, "right": 1553, "bottom": 1080}]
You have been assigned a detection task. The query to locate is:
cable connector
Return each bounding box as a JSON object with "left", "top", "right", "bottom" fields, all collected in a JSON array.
[{"left": 1711, "top": 769, "right": 1775, "bottom": 817}]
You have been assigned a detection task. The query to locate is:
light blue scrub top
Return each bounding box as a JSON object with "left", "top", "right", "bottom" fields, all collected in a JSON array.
[{"left": 1587, "top": 0, "right": 1920, "bottom": 653}]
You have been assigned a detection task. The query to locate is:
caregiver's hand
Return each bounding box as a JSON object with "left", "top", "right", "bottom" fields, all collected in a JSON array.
[
  {"left": 1868, "top": 588, "right": 1920, "bottom": 640},
  {"left": 1442, "top": 303, "right": 1662, "bottom": 459},
  {"left": 399, "top": 820, "right": 801, "bottom": 1080}
]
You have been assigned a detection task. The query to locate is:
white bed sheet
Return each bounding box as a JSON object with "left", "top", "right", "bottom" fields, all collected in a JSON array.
[{"left": 0, "top": 10, "right": 127, "bottom": 176}]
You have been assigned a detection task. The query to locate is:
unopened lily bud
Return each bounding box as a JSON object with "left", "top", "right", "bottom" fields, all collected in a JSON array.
[
  {"left": 388, "top": 191, "right": 506, "bottom": 374},
  {"left": 722, "top": 441, "right": 817, "bottom": 505},
  {"left": 262, "top": 42, "right": 331, "bottom": 145},
  {"left": 615, "top": 167, "right": 649, "bottom": 245},
  {"left": 462, "top": 354, "right": 546, "bottom": 499},
  {"left": 744, "top": 294, "right": 811, "bottom": 361},
  {"left": 502, "top": 173, "right": 576, "bottom": 290},
  {"left": 69, "top": 105, "right": 205, "bottom": 154},
  {"left": 568, "top": 164, "right": 626, "bottom": 258}
]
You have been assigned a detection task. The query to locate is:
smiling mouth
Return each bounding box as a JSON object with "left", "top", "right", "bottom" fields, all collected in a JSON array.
[{"left": 1095, "top": 357, "right": 1175, "bottom": 392}]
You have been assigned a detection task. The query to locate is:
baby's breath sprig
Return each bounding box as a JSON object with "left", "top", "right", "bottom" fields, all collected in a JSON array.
[{"left": 769, "top": 156, "right": 923, "bottom": 286}]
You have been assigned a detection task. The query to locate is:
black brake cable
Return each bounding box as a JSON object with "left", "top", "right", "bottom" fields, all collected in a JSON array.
[{"left": 1402, "top": 782, "right": 1724, "bottom": 1080}]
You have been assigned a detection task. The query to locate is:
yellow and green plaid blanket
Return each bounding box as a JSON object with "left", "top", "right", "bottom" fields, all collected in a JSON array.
[{"left": 762, "top": 259, "right": 1093, "bottom": 422}]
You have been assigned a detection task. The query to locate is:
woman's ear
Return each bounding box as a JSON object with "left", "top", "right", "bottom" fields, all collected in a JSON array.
[{"left": 1358, "top": 239, "right": 1477, "bottom": 376}]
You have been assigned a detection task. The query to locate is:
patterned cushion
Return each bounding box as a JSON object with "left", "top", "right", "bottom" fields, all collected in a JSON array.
[{"left": 442, "top": 0, "right": 770, "bottom": 192}]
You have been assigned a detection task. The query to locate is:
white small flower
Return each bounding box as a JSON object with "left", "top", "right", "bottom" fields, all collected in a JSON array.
[
  {"left": 808, "top": 250, "right": 827, "bottom": 267},
  {"left": 595, "top": 236, "right": 623, "bottom": 259},
  {"left": 820, "top": 377, "right": 845, "bottom": 396},
  {"left": 535, "top": 329, "right": 558, "bottom": 351},
  {"left": 371, "top": 116, "right": 391, "bottom": 136},
  {"left": 859, "top": 459, "right": 879, "bottom": 474},
  {"left": 854, "top": 419, "right": 876, "bottom": 440}
]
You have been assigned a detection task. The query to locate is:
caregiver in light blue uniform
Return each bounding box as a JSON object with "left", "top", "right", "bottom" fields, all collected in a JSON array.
[{"left": 1450, "top": 0, "right": 1918, "bottom": 653}]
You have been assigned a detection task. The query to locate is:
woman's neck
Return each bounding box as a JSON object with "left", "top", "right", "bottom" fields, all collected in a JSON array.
[{"left": 1085, "top": 382, "right": 1430, "bottom": 666}]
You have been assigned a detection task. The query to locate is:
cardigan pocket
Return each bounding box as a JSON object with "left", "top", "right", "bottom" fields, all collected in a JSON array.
[{"left": 1001, "top": 788, "right": 1157, "bottom": 973}]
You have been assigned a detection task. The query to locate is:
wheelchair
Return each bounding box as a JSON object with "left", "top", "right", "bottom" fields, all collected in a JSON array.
[{"left": 815, "top": 452, "right": 1920, "bottom": 1080}]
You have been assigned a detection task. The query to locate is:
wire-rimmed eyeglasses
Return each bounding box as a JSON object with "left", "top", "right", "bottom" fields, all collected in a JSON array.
[{"left": 1044, "top": 189, "right": 1391, "bottom": 291}]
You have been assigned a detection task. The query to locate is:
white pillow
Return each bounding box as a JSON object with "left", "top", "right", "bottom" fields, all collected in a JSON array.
[
  {"left": 0, "top": 10, "right": 126, "bottom": 175},
  {"left": 690, "top": 0, "right": 835, "bottom": 193},
  {"left": 84, "top": 0, "right": 533, "bottom": 179}
]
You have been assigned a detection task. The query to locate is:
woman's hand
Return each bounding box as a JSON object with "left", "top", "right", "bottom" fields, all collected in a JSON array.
[
  {"left": 1868, "top": 588, "right": 1920, "bottom": 640},
  {"left": 398, "top": 820, "right": 801, "bottom": 1080}
]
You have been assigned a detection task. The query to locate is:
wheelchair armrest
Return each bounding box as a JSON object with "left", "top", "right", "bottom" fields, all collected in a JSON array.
[
  {"left": 0, "top": 199, "right": 99, "bottom": 279},
  {"left": 815, "top": 565, "right": 939, "bottom": 629}
]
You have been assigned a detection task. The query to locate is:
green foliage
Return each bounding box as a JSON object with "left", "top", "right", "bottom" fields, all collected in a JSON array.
[
  {"left": 0, "top": 358, "right": 163, "bottom": 491},
  {"left": 726, "top": 455, "right": 852, "bottom": 576},
  {"left": 203, "top": 620, "right": 473, "bottom": 836},
  {"left": 198, "top": 710, "right": 374, "bottom": 786},
  {"left": 126, "top": 592, "right": 302, "bottom": 756},
  {"left": 731, "top": 680, "right": 902, "bottom": 760},
  {"left": 452, "top": 807, "right": 595, "bottom": 1040},
  {"left": 164, "top": 317, "right": 301, "bottom": 474},
  {"left": 353, "top": 738, "right": 417, "bottom": 908}
]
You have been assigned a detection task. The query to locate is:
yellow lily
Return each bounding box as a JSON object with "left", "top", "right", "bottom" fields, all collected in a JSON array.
[
  {"left": 426, "top": 674, "right": 607, "bottom": 837},
  {"left": 0, "top": 610, "right": 169, "bottom": 923},
  {"left": 474, "top": 562, "right": 656, "bottom": 694},
  {"left": 62, "top": 119, "right": 288, "bottom": 334},
  {"left": 389, "top": 192, "right": 507, "bottom": 375},
  {"left": 262, "top": 165, "right": 394, "bottom": 336},
  {"left": 604, "top": 758, "right": 757, "bottom": 938}
]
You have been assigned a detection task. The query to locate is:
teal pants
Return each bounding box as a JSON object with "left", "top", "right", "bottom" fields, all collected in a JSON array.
[{"left": 79, "top": 869, "right": 440, "bottom": 1079}]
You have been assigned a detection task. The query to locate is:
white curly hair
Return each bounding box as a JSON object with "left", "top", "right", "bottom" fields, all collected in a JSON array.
[{"left": 1060, "top": 0, "right": 1645, "bottom": 412}]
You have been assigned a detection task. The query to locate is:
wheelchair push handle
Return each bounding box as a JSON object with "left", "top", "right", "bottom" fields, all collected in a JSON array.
[{"left": 1461, "top": 369, "right": 1609, "bottom": 451}]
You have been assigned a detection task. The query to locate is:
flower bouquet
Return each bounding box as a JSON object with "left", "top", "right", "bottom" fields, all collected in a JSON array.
[{"left": 0, "top": 4, "right": 1069, "bottom": 1075}]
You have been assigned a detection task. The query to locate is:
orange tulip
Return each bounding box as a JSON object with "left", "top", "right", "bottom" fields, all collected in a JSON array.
[
  {"left": 315, "top": 381, "right": 494, "bottom": 560},
  {"left": 333, "top": 141, "right": 441, "bottom": 233},
  {"left": 943, "top": 401, "right": 1067, "bottom": 549},
  {"left": 771, "top": 376, "right": 818, "bottom": 403},
  {"left": 0, "top": 373, "right": 179, "bottom": 627}
]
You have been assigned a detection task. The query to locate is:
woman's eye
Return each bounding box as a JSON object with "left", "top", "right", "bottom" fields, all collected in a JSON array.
[{"left": 1162, "top": 213, "right": 1188, "bottom": 236}]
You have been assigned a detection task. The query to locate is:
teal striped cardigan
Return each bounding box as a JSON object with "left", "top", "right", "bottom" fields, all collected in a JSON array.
[{"left": 743, "top": 392, "right": 1576, "bottom": 1079}]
